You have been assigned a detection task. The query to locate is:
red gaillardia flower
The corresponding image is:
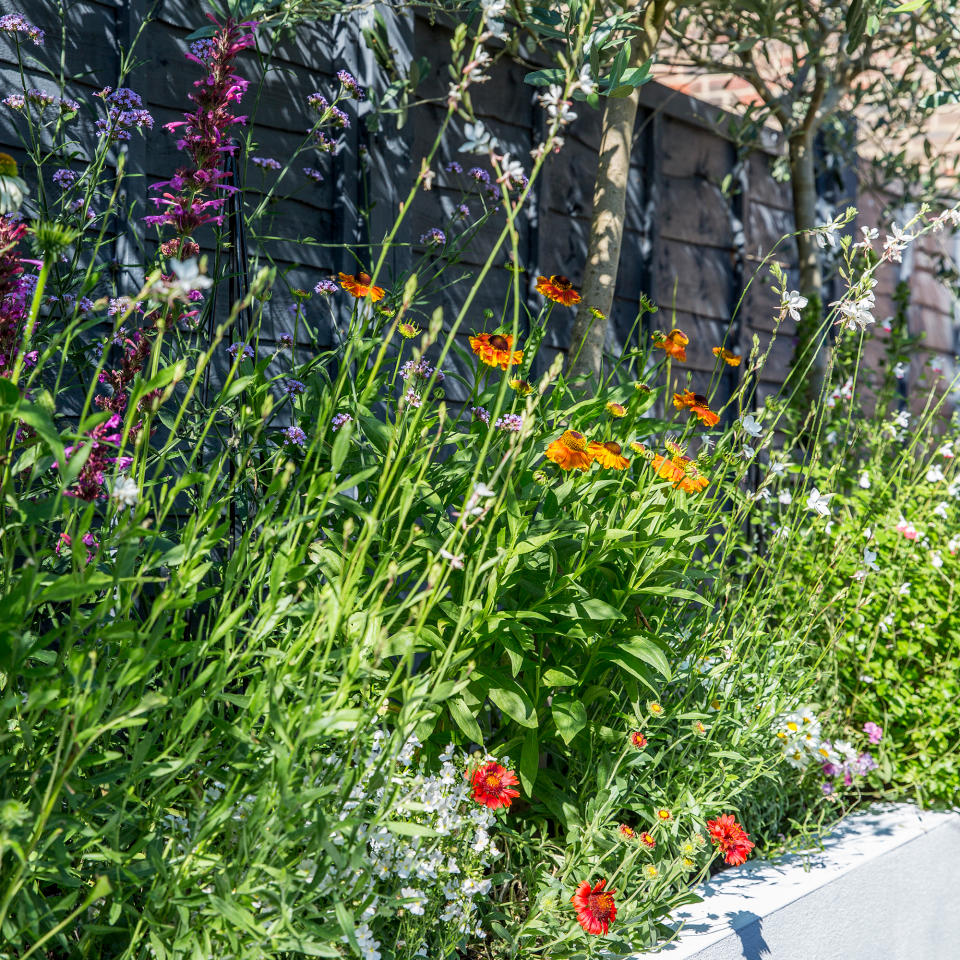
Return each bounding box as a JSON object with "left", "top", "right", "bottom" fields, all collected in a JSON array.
[
  {"left": 536, "top": 274, "right": 581, "bottom": 306},
  {"left": 470, "top": 332, "right": 523, "bottom": 369},
  {"left": 588, "top": 440, "right": 630, "bottom": 470},
  {"left": 571, "top": 879, "right": 617, "bottom": 935},
  {"left": 653, "top": 328, "right": 688, "bottom": 361},
  {"left": 630, "top": 731, "right": 648, "bottom": 749},
  {"left": 545, "top": 430, "right": 594, "bottom": 472},
  {"left": 470, "top": 761, "right": 520, "bottom": 810},
  {"left": 712, "top": 346, "right": 742, "bottom": 366},
  {"left": 618, "top": 823, "right": 636, "bottom": 839},
  {"left": 707, "top": 814, "right": 755, "bottom": 866},
  {"left": 339, "top": 271, "right": 385, "bottom": 302},
  {"left": 673, "top": 390, "right": 720, "bottom": 427},
  {"left": 639, "top": 831, "right": 656, "bottom": 848}
]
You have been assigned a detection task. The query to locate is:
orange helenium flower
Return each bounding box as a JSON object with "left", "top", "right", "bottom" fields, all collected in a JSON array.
[
  {"left": 673, "top": 390, "right": 720, "bottom": 427},
  {"left": 588, "top": 440, "right": 630, "bottom": 470},
  {"left": 509, "top": 377, "right": 534, "bottom": 395},
  {"left": 536, "top": 274, "right": 581, "bottom": 306},
  {"left": 545, "top": 430, "right": 593, "bottom": 471},
  {"left": 571, "top": 879, "right": 617, "bottom": 935},
  {"left": 707, "top": 814, "right": 755, "bottom": 866},
  {"left": 398, "top": 320, "right": 420, "bottom": 339},
  {"left": 606, "top": 401, "right": 626, "bottom": 418},
  {"left": 470, "top": 761, "right": 520, "bottom": 810},
  {"left": 338, "top": 271, "right": 385, "bottom": 302},
  {"left": 712, "top": 346, "right": 741, "bottom": 366},
  {"left": 651, "top": 448, "right": 710, "bottom": 494},
  {"left": 653, "top": 328, "right": 688, "bottom": 361},
  {"left": 470, "top": 332, "right": 523, "bottom": 369}
]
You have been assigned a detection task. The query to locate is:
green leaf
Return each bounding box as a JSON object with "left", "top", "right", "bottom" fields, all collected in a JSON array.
[
  {"left": 542, "top": 666, "right": 578, "bottom": 686},
  {"left": 520, "top": 728, "right": 539, "bottom": 795},
  {"left": 523, "top": 68, "right": 565, "bottom": 87},
  {"left": 448, "top": 696, "right": 483, "bottom": 742},
  {"left": 620, "top": 635, "right": 672, "bottom": 680},
  {"left": 551, "top": 694, "right": 587, "bottom": 744},
  {"left": 486, "top": 674, "right": 538, "bottom": 728}
]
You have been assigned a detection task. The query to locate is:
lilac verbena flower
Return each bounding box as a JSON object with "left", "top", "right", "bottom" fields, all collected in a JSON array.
[
  {"left": 307, "top": 93, "right": 329, "bottom": 113},
  {"left": 331, "top": 412, "right": 353, "bottom": 432},
  {"left": 495, "top": 413, "right": 523, "bottom": 432},
  {"left": 471, "top": 406, "right": 490, "bottom": 425},
  {"left": 403, "top": 388, "right": 422, "bottom": 408},
  {"left": 58, "top": 96, "right": 80, "bottom": 113},
  {"left": 95, "top": 87, "right": 153, "bottom": 142},
  {"left": 329, "top": 106, "right": 350, "bottom": 129},
  {"left": 252, "top": 156, "right": 281, "bottom": 170},
  {"left": 314, "top": 131, "right": 339, "bottom": 153},
  {"left": 314, "top": 278, "right": 337, "bottom": 295},
  {"left": 863, "top": 721, "right": 883, "bottom": 745},
  {"left": 0, "top": 14, "right": 44, "bottom": 45},
  {"left": 337, "top": 70, "right": 365, "bottom": 100},
  {"left": 469, "top": 167, "right": 490, "bottom": 184},
  {"left": 420, "top": 228, "right": 446, "bottom": 246},
  {"left": 26, "top": 89, "right": 56, "bottom": 109},
  {"left": 227, "top": 341, "right": 254, "bottom": 361},
  {"left": 283, "top": 425, "right": 307, "bottom": 446},
  {"left": 283, "top": 378, "right": 306, "bottom": 397},
  {"left": 53, "top": 168, "right": 79, "bottom": 190},
  {"left": 108, "top": 297, "right": 142, "bottom": 317},
  {"left": 445, "top": 160, "right": 463, "bottom": 173},
  {"left": 856, "top": 751, "right": 878, "bottom": 774},
  {"left": 455, "top": 203, "right": 470, "bottom": 219},
  {"left": 2, "top": 95, "right": 25, "bottom": 110},
  {"left": 400, "top": 358, "right": 444, "bottom": 382},
  {"left": 303, "top": 166, "right": 324, "bottom": 183},
  {"left": 278, "top": 333, "right": 294, "bottom": 349},
  {"left": 189, "top": 38, "right": 216, "bottom": 62}
]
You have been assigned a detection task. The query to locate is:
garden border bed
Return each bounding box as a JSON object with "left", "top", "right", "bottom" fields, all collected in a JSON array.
[{"left": 653, "top": 804, "right": 960, "bottom": 959}]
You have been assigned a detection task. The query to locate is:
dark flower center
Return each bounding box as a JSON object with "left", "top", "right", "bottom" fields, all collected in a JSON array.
[
  {"left": 603, "top": 441, "right": 622, "bottom": 455},
  {"left": 356, "top": 271, "right": 372, "bottom": 284},
  {"left": 551, "top": 275, "right": 572, "bottom": 289},
  {"left": 588, "top": 893, "right": 614, "bottom": 920},
  {"left": 489, "top": 334, "right": 509, "bottom": 350},
  {"left": 693, "top": 394, "right": 709, "bottom": 406}
]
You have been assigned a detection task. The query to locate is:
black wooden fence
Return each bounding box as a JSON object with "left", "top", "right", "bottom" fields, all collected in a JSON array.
[{"left": 1, "top": 0, "right": 805, "bottom": 403}]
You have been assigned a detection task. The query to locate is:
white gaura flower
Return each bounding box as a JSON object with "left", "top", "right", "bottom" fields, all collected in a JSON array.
[
  {"left": 459, "top": 120, "right": 495, "bottom": 154},
  {"left": 854, "top": 225, "right": 879, "bottom": 249},
  {"left": 806, "top": 488, "right": 832, "bottom": 517},
  {"left": 892, "top": 409, "right": 910, "bottom": 429},
  {"left": 893, "top": 362, "right": 907, "bottom": 380},
  {"left": 111, "top": 475, "right": 140, "bottom": 507},
  {"left": 864, "top": 527, "right": 873, "bottom": 540},
  {"left": 898, "top": 582, "right": 911, "bottom": 596},
  {"left": 575, "top": 63, "right": 596, "bottom": 96},
  {"left": 927, "top": 464, "right": 946, "bottom": 483},
  {"left": 836, "top": 289, "right": 876, "bottom": 331},
  {"left": 770, "top": 459, "right": 788, "bottom": 476},
  {"left": 773, "top": 524, "right": 790, "bottom": 540},
  {"left": 778, "top": 490, "right": 792, "bottom": 505},
  {"left": 538, "top": 84, "right": 577, "bottom": 125},
  {"left": 940, "top": 441, "right": 954, "bottom": 459},
  {"left": 815, "top": 219, "right": 840, "bottom": 249},
  {"left": 782, "top": 289, "right": 808, "bottom": 322},
  {"left": 740, "top": 414, "right": 763, "bottom": 438},
  {"left": 934, "top": 501, "right": 949, "bottom": 519},
  {"left": 931, "top": 551, "right": 944, "bottom": 569},
  {"left": 883, "top": 222, "right": 915, "bottom": 262},
  {"left": 494, "top": 152, "right": 525, "bottom": 186},
  {"left": 439, "top": 548, "right": 464, "bottom": 569},
  {"left": 741, "top": 446, "right": 756, "bottom": 461},
  {"left": 858, "top": 471, "right": 871, "bottom": 489},
  {"left": 863, "top": 547, "right": 879, "bottom": 571}
]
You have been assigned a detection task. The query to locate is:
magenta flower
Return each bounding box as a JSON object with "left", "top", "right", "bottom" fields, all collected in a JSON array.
[
  {"left": 863, "top": 721, "right": 883, "bottom": 745},
  {"left": 56, "top": 415, "right": 135, "bottom": 501}
]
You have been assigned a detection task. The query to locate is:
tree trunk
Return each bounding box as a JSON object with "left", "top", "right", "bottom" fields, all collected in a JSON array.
[
  {"left": 567, "top": 0, "right": 676, "bottom": 382},
  {"left": 788, "top": 133, "right": 822, "bottom": 300}
]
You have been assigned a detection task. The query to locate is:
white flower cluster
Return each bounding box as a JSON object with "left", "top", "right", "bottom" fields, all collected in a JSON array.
[
  {"left": 774, "top": 708, "right": 831, "bottom": 769},
  {"left": 337, "top": 735, "right": 503, "bottom": 960}
]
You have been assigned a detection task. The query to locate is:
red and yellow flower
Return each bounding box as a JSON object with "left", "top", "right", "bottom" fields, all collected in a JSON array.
[
  {"left": 545, "top": 430, "right": 593, "bottom": 472},
  {"left": 673, "top": 390, "right": 720, "bottom": 427},
  {"left": 618, "top": 823, "right": 636, "bottom": 839},
  {"left": 650, "top": 442, "right": 709, "bottom": 494},
  {"left": 653, "top": 328, "right": 688, "bottom": 361},
  {"left": 470, "top": 332, "right": 523, "bottom": 369},
  {"left": 712, "top": 346, "right": 742, "bottom": 366},
  {"left": 630, "top": 731, "right": 648, "bottom": 749},
  {"left": 706, "top": 814, "right": 755, "bottom": 866},
  {"left": 639, "top": 831, "right": 656, "bottom": 849},
  {"left": 536, "top": 274, "right": 581, "bottom": 306},
  {"left": 656, "top": 807, "right": 672, "bottom": 822},
  {"left": 338, "top": 270, "right": 385, "bottom": 302},
  {"left": 605, "top": 401, "right": 626, "bottom": 418},
  {"left": 470, "top": 761, "right": 520, "bottom": 810},
  {"left": 509, "top": 377, "right": 534, "bottom": 395},
  {"left": 588, "top": 440, "right": 630, "bottom": 470},
  {"left": 571, "top": 879, "right": 617, "bottom": 935}
]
